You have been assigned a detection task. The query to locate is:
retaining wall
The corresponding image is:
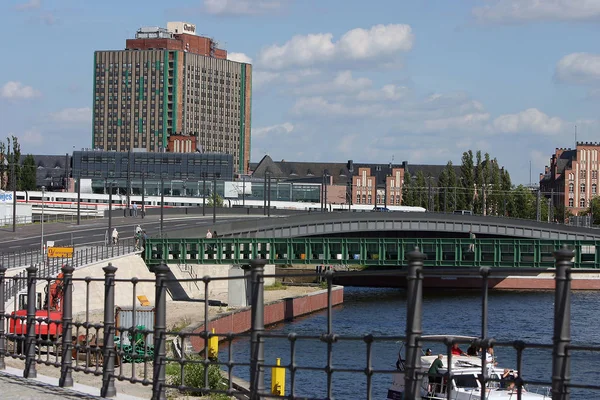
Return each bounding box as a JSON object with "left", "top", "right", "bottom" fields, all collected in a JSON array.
[{"left": 189, "top": 286, "right": 344, "bottom": 352}]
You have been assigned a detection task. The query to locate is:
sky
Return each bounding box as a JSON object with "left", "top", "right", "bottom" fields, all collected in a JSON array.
[{"left": 1, "top": 0, "right": 600, "bottom": 184}]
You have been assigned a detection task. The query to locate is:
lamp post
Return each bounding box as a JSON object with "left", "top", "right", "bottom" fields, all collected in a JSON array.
[
  {"left": 202, "top": 173, "right": 207, "bottom": 217},
  {"left": 40, "top": 186, "right": 45, "bottom": 259},
  {"left": 347, "top": 160, "right": 354, "bottom": 211},
  {"left": 12, "top": 160, "right": 17, "bottom": 232},
  {"left": 212, "top": 174, "right": 217, "bottom": 224}
]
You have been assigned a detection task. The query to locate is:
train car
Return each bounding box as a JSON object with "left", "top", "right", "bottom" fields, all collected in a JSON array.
[{"left": 14, "top": 190, "right": 427, "bottom": 213}]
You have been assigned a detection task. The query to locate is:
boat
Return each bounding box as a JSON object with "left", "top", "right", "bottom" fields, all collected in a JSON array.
[{"left": 388, "top": 336, "right": 550, "bottom": 399}]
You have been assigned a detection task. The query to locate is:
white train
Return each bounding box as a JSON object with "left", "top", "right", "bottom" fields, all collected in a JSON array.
[{"left": 13, "top": 190, "right": 427, "bottom": 213}]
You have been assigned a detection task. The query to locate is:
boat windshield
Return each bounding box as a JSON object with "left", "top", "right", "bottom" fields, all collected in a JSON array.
[{"left": 453, "top": 375, "right": 479, "bottom": 389}]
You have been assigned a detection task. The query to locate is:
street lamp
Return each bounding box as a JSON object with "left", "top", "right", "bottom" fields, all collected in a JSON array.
[{"left": 40, "top": 186, "right": 45, "bottom": 260}]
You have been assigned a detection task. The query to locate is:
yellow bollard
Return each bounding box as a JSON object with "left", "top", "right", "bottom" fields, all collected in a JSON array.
[
  {"left": 208, "top": 328, "right": 219, "bottom": 359},
  {"left": 271, "top": 357, "right": 286, "bottom": 395}
]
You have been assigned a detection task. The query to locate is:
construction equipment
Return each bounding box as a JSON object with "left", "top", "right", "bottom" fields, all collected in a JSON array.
[{"left": 9, "top": 272, "right": 65, "bottom": 352}]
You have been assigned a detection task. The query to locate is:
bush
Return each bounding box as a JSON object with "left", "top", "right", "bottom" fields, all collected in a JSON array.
[{"left": 167, "top": 354, "right": 228, "bottom": 399}]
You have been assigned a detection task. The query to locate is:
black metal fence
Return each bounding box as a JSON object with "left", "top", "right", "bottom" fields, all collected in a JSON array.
[{"left": 0, "top": 248, "right": 598, "bottom": 400}]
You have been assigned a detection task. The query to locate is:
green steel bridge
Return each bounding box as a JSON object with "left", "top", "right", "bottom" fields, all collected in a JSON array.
[{"left": 145, "top": 238, "right": 600, "bottom": 268}]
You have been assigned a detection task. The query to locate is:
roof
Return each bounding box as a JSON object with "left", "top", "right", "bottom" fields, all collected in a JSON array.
[
  {"left": 251, "top": 156, "right": 463, "bottom": 186},
  {"left": 18, "top": 154, "right": 72, "bottom": 190}
]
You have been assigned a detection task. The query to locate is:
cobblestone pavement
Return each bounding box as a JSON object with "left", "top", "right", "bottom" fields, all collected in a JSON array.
[{"left": 0, "top": 373, "right": 102, "bottom": 399}]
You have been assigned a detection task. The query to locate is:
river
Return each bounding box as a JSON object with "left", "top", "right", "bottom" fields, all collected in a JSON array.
[{"left": 219, "top": 287, "right": 600, "bottom": 399}]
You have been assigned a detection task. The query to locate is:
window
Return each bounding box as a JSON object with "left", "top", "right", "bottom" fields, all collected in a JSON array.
[
  {"left": 580, "top": 170, "right": 586, "bottom": 179},
  {"left": 593, "top": 184, "right": 597, "bottom": 195},
  {"left": 569, "top": 183, "right": 574, "bottom": 193},
  {"left": 580, "top": 184, "right": 586, "bottom": 194},
  {"left": 569, "top": 198, "right": 574, "bottom": 207},
  {"left": 580, "top": 198, "right": 586, "bottom": 208},
  {"left": 356, "top": 194, "right": 360, "bottom": 204}
]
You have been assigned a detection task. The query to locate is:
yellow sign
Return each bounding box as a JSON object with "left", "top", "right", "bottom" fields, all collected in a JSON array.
[{"left": 47, "top": 247, "right": 74, "bottom": 258}]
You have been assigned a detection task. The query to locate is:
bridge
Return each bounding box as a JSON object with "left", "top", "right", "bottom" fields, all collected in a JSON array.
[
  {"left": 144, "top": 237, "right": 600, "bottom": 268},
  {"left": 168, "top": 211, "right": 600, "bottom": 240}
]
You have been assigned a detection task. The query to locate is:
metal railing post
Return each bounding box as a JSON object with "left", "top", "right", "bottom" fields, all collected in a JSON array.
[
  {"left": 404, "top": 247, "right": 425, "bottom": 400},
  {"left": 152, "top": 263, "right": 169, "bottom": 400},
  {"left": 59, "top": 264, "right": 74, "bottom": 387},
  {"left": 552, "top": 245, "right": 573, "bottom": 400},
  {"left": 0, "top": 265, "right": 6, "bottom": 370},
  {"left": 24, "top": 265, "right": 38, "bottom": 378},
  {"left": 249, "top": 259, "right": 266, "bottom": 399},
  {"left": 101, "top": 263, "right": 117, "bottom": 398}
]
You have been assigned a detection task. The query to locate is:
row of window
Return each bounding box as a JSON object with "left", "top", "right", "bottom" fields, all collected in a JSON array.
[
  {"left": 568, "top": 183, "right": 597, "bottom": 194},
  {"left": 568, "top": 171, "right": 599, "bottom": 180}
]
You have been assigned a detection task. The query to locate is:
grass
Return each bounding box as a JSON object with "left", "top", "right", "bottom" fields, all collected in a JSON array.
[
  {"left": 165, "top": 355, "right": 230, "bottom": 399},
  {"left": 264, "top": 281, "right": 288, "bottom": 291},
  {"left": 169, "top": 316, "right": 192, "bottom": 332}
]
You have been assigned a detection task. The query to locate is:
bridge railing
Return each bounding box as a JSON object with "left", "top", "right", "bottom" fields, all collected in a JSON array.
[
  {"left": 1, "top": 238, "right": 137, "bottom": 305},
  {"left": 0, "top": 247, "right": 598, "bottom": 399},
  {"left": 144, "top": 237, "right": 600, "bottom": 268}
]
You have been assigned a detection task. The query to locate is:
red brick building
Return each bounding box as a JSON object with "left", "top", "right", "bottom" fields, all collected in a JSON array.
[{"left": 540, "top": 142, "right": 600, "bottom": 216}]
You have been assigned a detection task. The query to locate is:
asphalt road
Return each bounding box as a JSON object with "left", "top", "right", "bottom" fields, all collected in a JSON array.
[{"left": 0, "top": 214, "right": 261, "bottom": 254}]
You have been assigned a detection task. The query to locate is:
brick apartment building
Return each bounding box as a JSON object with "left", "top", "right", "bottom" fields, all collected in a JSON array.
[
  {"left": 539, "top": 142, "right": 600, "bottom": 215},
  {"left": 251, "top": 155, "right": 448, "bottom": 207},
  {"left": 92, "top": 21, "right": 252, "bottom": 173}
]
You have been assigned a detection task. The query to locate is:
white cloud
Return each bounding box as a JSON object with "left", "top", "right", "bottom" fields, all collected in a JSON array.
[
  {"left": 227, "top": 52, "right": 253, "bottom": 64},
  {"left": 0, "top": 81, "right": 41, "bottom": 99},
  {"left": 473, "top": 0, "right": 600, "bottom": 23},
  {"left": 491, "top": 108, "right": 567, "bottom": 135},
  {"left": 14, "top": 0, "right": 41, "bottom": 11},
  {"left": 49, "top": 107, "right": 92, "bottom": 124},
  {"left": 356, "top": 84, "right": 409, "bottom": 101},
  {"left": 203, "top": 0, "right": 287, "bottom": 15},
  {"left": 555, "top": 53, "right": 600, "bottom": 84},
  {"left": 16, "top": 129, "right": 43, "bottom": 145},
  {"left": 292, "top": 96, "right": 391, "bottom": 118},
  {"left": 293, "top": 71, "right": 371, "bottom": 95},
  {"left": 252, "top": 122, "right": 294, "bottom": 138},
  {"left": 257, "top": 24, "right": 414, "bottom": 69},
  {"left": 252, "top": 69, "right": 321, "bottom": 89}
]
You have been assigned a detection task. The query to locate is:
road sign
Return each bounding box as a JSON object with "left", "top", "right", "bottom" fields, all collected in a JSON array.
[{"left": 47, "top": 247, "right": 74, "bottom": 258}]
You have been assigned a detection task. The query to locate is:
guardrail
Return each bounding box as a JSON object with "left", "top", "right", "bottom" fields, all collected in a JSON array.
[
  {"left": 1, "top": 238, "right": 137, "bottom": 305},
  {"left": 145, "top": 237, "right": 600, "bottom": 268},
  {"left": 0, "top": 247, "right": 597, "bottom": 399}
]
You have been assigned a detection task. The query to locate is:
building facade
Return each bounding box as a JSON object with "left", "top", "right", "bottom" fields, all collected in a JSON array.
[
  {"left": 92, "top": 22, "right": 252, "bottom": 173},
  {"left": 539, "top": 142, "right": 600, "bottom": 216}
]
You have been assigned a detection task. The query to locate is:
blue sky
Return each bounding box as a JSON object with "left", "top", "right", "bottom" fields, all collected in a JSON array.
[{"left": 1, "top": 0, "right": 600, "bottom": 184}]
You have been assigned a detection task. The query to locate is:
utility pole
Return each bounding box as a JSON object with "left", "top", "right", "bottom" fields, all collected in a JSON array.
[
  {"left": 242, "top": 174, "right": 246, "bottom": 207},
  {"left": 267, "top": 173, "right": 272, "bottom": 217},
  {"left": 536, "top": 189, "right": 541, "bottom": 222},
  {"left": 202, "top": 174, "right": 206, "bottom": 217},
  {"left": 263, "top": 172, "right": 268, "bottom": 215},
  {"left": 141, "top": 173, "right": 145, "bottom": 219},
  {"left": 108, "top": 183, "right": 113, "bottom": 244},
  {"left": 12, "top": 160, "right": 16, "bottom": 232},
  {"left": 212, "top": 175, "right": 217, "bottom": 224},
  {"left": 160, "top": 178, "right": 164, "bottom": 236},
  {"left": 76, "top": 173, "right": 81, "bottom": 225}
]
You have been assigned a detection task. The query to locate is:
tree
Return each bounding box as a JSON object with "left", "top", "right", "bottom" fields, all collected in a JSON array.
[
  {"left": 415, "top": 171, "right": 427, "bottom": 209},
  {"left": 500, "top": 168, "right": 512, "bottom": 216},
  {"left": 402, "top": 172, "right": 416, "bottom": 206},
  {"left": 460, "top": 150, "right": 475, "bottom": 210},
  {"left": 21, "top": 154, "right": 37, "bottom": 190},
  {"left": 489, "top": 158, "right": 502, "bottom": 216},
  {"left": 0, "top": 141, "right": 6, "bottom": 190},
  {"left": 437, "top": 166, "right": 449, "bottom": 212},
  {"left": 207, "top": 192, "right": 223, "bottom": 207},
  {"left": 580, "top": 196, "right": 600, "bottom": 226}
]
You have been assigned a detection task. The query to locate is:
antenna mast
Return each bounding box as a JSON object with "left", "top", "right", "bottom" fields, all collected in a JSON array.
[{"left": 575, "top": 124, "right": 577, "bottom": 148}]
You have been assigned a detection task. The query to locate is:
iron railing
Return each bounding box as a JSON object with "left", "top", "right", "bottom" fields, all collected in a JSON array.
[
  {"left": 0, "top": 247, "right": 597, "bottom": 399},
  {"left": 145, "top": 237, "right": 600, "bottom": 268}
]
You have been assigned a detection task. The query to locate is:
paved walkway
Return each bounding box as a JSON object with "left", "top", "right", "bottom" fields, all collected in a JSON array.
[{"left": 0, "top": 367, "right": 146, "bottom": 399}]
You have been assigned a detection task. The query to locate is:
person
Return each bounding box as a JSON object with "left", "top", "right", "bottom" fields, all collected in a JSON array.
[
  {"left": 451, "top": 343, "right": 466, "bottom": 356},
  {"left": 141, "top": 230, "right": 148, "bottom": 250},
  {"left": 500, "top": 369, "right": 515, "bottom": 389},
  {"left": 467, "top": 344, "right": 478, "bottom": 356},
  {"left": 428, "top": 355, "right": 444, "bottom": 394},
  {"left": 213, "top": 230, "right": 218, "bottom": 238},
  {"left": 468, "top": 230, "right": 476, "bottom": 252},
  {"left": 111, "top": 228, "right": 119, "bottom": 245},
  {"left": 206, "top": 229, "right": 213, "bottom": 239},
  {"left": 486, "top": 346, "right": 497, "bottom": 366},
  {"left": 425, "top": 348, "right": 432, "bottom": 356},
  {"left": 132, "top": 202, "right": 138, "bottom": 217},
  {"left": 135, "top": 224, "right": 142, "bottom": 235}
]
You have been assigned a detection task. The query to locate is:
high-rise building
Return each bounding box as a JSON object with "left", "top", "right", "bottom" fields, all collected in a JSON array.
[{"left": 92, "top": 22, "right": 252, "bottom": 173}]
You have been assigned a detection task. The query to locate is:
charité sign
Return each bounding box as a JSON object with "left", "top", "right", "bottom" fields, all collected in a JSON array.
[
  {"left": 0, "top": 191, "right": 13, "bottom": 203},
  {"left": 183, "top": 23, "right": 195, "bottom": 33}
]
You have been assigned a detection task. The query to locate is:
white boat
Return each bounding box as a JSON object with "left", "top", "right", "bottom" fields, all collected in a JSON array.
[{"left": 388, "top": 337, "right": 550, "bottom": 400}]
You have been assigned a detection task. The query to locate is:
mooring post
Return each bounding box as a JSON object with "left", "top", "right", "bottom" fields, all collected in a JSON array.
[
  {"left": 24, "top": 265, "right": 38, "bottom": 378},
  {"left": 0, "top": 265, "right": 6, "bottom": 370},
  {"left": 59, "top": 264, "right": 74, "bottom": 387},
  {"left": 152, "top": 263, "right": 169, "bottom": 400},
  {"left": 404, "top": 247, "right": 425, "bottom": 400},
  {"left": 249, "top": 259, "right": 266, "bottom": 399},
  {"left": 101, "top": 263, "right": 117, "bottom": 398},
  {"left": 552, "top": 245, "right": 573, "bottom": 400}
]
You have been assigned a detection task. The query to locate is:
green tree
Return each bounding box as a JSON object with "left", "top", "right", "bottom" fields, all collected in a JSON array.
[
  {"left": 489, "top": 158, "right": 502, "bottom": 216},
  {"left": 415, "top": 170, "right": 427, "bottom": 209},
  {"left": 500, "top": 168, "right": 512, "bottom": 216},
  {"left": 460, "top": 150, "right": 475, "bottom": 210},
  {"left": 402, "top": 172, "right": 416, "bottom": 206},
  {"left": 437, "top": 166, "right": 449, "bottom": 212},
  {"left": 0, "top": 140, "right": 6, "bottom": 190},
  {"left": 21, "top": 154, "right": 37, "bottom": 190},
  {"left": 5, "top": 136, "right": 21, "bottom": 191},
  {"left": 207, "top": 192, "right": 224, "bottom": 207},
  {"left": 580, "top": 196, "right": 600, "bottom": 226},
  {"left": 507, "top": 185, "right": 537, "bottom": 219}
]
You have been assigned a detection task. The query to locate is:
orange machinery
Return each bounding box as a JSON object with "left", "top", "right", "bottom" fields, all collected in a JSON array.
[{"left": 9, "top": 272, "right": 65, "bottom": 338}]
